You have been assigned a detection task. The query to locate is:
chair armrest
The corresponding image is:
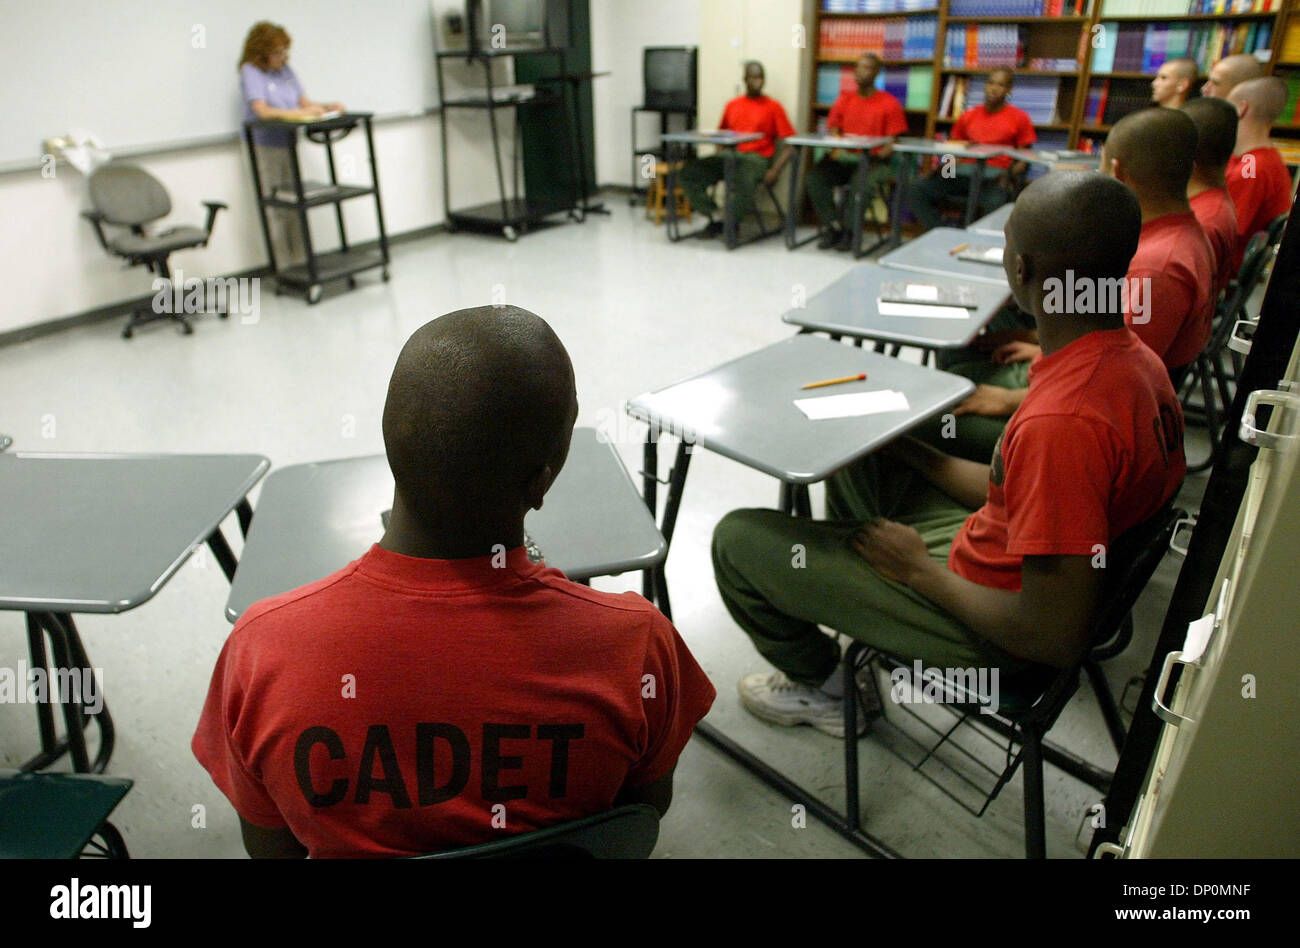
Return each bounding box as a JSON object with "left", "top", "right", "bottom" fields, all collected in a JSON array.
[
  {"left": 80, "top": 209, "right": 111, "bottom": 250},
  {"left": 201, "top": 201, "right": 228, "bottom": 240}
]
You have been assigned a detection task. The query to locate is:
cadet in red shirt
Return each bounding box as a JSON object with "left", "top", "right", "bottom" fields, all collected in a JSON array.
[
  {"left": 807, "top": 52, "right": 908, "bottom": 249},
  {"left": 678, "top": 60, "right": 795, "bottom": 238},
  {"left": 911, "top": 68, "right": 1036, "bottom": 231},
  {"left": 193, "top": 307, "right": 716, "bottom": 858},
  {"left": 1226, "top": 78, "right": 1294, "bottom": 272},
  {"left": 1105, "top": 108, "right": 1215, "bottom": 373},
  {"left": 1182, "top": 96, "right": 1240, "bottom": 298},
  {"left": 711, "top": 173, "right": 1184, "bottom": 737}
]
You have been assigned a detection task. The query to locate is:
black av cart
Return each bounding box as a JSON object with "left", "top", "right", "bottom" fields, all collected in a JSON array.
[
  {"left": 436, "top": 48, "right": 580, "bottom": 241},
  {"left": 244, "top": 112, "right": 390, "bottom": 304}
]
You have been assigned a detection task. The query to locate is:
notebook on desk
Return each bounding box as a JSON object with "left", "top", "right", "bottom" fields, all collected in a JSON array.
[
  {"left": 956, "top": 246, "right": 1004, "bottom": 266},
  {"left": 879, "top": 280, "right": 979, "bottom": 308}
]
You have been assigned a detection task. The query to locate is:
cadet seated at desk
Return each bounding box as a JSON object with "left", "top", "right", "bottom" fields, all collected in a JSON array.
[
  {"left": 193, "top": 306, "right": 715, "bottom": 858},
  {"left": 711, "top": 173, "right": 1185, "bottom": 737},
  {"left": 807, "top": 52, "right": 907, "bottom": 251},
  {"left": 678, "top": 61, "right": 795, "bottom": 239},
  {"left": 910, "top": 68, "right": 1035, "bottom": 233}
]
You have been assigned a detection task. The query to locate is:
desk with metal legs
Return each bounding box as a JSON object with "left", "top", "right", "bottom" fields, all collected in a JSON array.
[
  {"left": 662, "top": 130, "right": 763, "bottom": 249},
  {"left": 878, "top": 226, "right": 1009, "bottom": 287},
  {"left": 0, "top": 453, "right": 268, "bottom": 773},
  {"left": 624, "top": 336, "right": 973, "bottom": 856},
  {"left": 225, "top": 428, "right": 665, "bottom": 621},
  {"left": 887, "top": 140, "right": 1009, "bottom": 250},
  {"left": 782, "top": 261, "right": 1010, "bottom": 357},
  {"left": 782, "top": 134, "right": 892, "bottom": 257}
]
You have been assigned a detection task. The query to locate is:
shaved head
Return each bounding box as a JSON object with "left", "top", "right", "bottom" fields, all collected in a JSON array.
[
  {"left": 1104, "top": 106, "right": 1198, "bottom": 202},
  {"left": 382, "top": 306, "right": 577, "bottom": 528},
  {"left": 1152, "top": 58, "right": 1197, "bottom": 108},
  {"left": 1181, "top": 96, "right": 1238, "bottom": 173},
  {"left": 1229, "top": 76, "right": 1289, "bottom": 125},
  {"left": 1203, "top": 54, "right": 1263, "bottom": 99},
  {"left": 1004, "top": 172, "right": 1141, "bottom": 316}
]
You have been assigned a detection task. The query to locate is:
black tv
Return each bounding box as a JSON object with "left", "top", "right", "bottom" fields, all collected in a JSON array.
[
  {"left": 644, "top": 47, "right": 697, "bottom": 111},
  {"left": 466, "top": 0, "right": 568, "bottom": 52}
]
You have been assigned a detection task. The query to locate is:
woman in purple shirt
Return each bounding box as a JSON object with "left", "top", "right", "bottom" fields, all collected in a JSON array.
[{"left": 239, "top": 21, "right": 343, "bottom": 267}]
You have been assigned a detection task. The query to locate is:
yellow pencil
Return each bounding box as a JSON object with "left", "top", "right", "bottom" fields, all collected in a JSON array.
[
  {"left": 801, "top": 373, "right": 866, "bottom": 390},
  {"left": 949, "top": 242, "right": 969, "bottom": 256}
]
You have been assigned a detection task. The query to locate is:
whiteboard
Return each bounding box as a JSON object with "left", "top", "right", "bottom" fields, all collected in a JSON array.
[{"left": 1, "top": 0, "right": 440, "bottom": 166}]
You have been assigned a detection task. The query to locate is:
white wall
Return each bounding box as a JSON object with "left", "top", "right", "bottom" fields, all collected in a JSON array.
[
  {"left": 0, "top": 0, "right": 515, "bottom": 337},
  {"left": 590, "top": 0, "right": 701, "bottom": 189}
]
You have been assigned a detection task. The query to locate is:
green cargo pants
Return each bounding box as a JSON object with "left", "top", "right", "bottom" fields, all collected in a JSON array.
[
  {"left": 678, "top": 151, "right": 770, "bottom": 223},
  {"left": 711, "top": 453, "right": 1030, "bottom": 688}
]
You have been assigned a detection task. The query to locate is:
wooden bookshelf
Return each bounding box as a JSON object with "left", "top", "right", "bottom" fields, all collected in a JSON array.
[{"left": 808, "top": 1, "right": 1295, "bottom": 152}]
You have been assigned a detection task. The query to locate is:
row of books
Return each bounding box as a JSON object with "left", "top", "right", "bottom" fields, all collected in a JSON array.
[
  {"left": 1082, "top": 78, "right": 1154, "bottom": 125},
  {"left": 948, "top": 0, "right": 1086, "bottom": 13},
  {"left": 820, "top": 0, "right": 936, "bottom": 10},
  {"left": 944, "top": 25, "right": 1024, "bottom": 68},
  {"left": 1279, "top": 73, "right": 1300, "bottom": 127},
  {"left": 938, "top": 74, "right": 1063, "bottom": 123},
  {"left": 816, "top": 64, "right": 935, "bottom": 109},
  {"left": 1100, "top": 0, "right": 1275, "bottom": 13},
  {"left": 1281, "top": 21, "right": 1300, "bottom": 62},
  {"left": 1091, "top": 19, "right": 1272, "bottom": 73},
  {"left": 818, "top": 16, "right": 938, "bottom": 61},
  {"left": 1028, "top": 57, "right": 1082, "bottom": 70}
]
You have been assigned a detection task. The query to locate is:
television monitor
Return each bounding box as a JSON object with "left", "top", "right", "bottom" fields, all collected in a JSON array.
[
  {"left": 644, "top": 47, "right": 697, "bottom": 112},
  {"left": 466, "top": 0, "right": 566, "bottom": 52}
]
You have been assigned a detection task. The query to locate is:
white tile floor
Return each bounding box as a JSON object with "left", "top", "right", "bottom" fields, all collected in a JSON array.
[{"left": 0, "top": 197, "right": 1211, "bottom": 858}]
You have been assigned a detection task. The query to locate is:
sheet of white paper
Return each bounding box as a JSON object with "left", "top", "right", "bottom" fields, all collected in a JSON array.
[
  {"left": 1182, "top": 614, "right": 1215, "bottom": 665},
  {"left": 983, "top": 247, "right": 1003, "bottom": 261},
  {"left": 905, "top": 283, "right": 939, "bottom": 301},
  {"left": 878, "top": 301, "right": 970, "bottom": 320},
  {"left": 794, "top": 389, "right": 910, "bottom": 421}
]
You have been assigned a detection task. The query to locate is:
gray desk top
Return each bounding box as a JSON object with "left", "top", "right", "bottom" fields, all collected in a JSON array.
[
  {"left": 0, "top": 453, "right": 269, "bottom": 613},
  {"left": 626, "top": 335, "right": 974, "bottom": 484},
  {"left": 1003, "top": 148, "right": 1101, "bottom": 170},
  {"left": 878, "top": 227, "right": 1009, "bottom": 286},
  {"left": 966, "top": 201, "right": 1014, "bottom": 237},
  {"left": 893, "top": 138, "right": 1008, "bottom": 159},
  {"left": 224, "top": 428, "right": 666, "bottom": 621},
  {"left": 784, "top": 133, "right": 892, "bottom": 150},
  {"left": 662, "top": 130, "right": 762, "bottom": 146},
  {"left": 782, "top": 262, "right": 1009, "bottom": 348}
]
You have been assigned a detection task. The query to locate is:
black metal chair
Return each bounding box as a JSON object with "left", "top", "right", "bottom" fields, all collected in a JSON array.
[
  {"left": 1178, "top": 230, "right": 1273, "bottom": 471},
  {"left": 82, "top": 162, "right": 228, "bottom": 338},
  {"left": 415, "top": 804, "right": 660, "bottom": 859},
  {"left": 0, "top": 769, "right": 132, "bottom": 858},
  {"left": 843, "top": 502, "right": 1184, "bottom": 858}
]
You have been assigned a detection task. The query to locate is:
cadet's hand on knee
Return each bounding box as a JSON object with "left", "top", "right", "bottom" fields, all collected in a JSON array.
[{"left": 852, "top": 519, "right": 930, "bottom": 586}]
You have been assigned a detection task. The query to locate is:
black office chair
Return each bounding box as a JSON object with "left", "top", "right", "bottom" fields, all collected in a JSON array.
[
  {"left": 842, "top": 502, "right": 1183, "bottom": 858},
  {"left": 82, "top": 162, "right": 228, "bottom": 339},
  {"left": 415, "top": 804, "right": 660, "bottom": 859},
  {"left": 1178, "top": 230, "right": 1272, "bottom": 472},
  {"left": 0, "top": 769, "right": 132, "bottom": 858}
]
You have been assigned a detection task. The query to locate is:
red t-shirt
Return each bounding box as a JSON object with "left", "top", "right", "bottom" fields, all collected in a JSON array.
[
  {"left": 192, "top": 545, "right": 716, "bottom": 858},
  {"left": 951, "top": 103, "right": 1036, "bottom": 169},
  {"left": 1226, "top": 147, "right": 1293, "bottom": 273},
  {"left": 1189, "top": 186, "right": 1238, "bottom": 300},
  {"left": 1124, "top": 212, "right": 1215, "bottom": 372},
  {"left": 827, "top": 89, "right": 908, "bottom": 141},
  {"left": 949, "top": 328, "right": 1185, "bottom": 593},
  {"left": 720, "top": 94, "right": 796, "bottom": 158}
]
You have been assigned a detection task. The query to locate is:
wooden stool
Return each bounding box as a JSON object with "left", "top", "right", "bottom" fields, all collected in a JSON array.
[{"left": 646, "top": 162, "right": 691, "bottom": 225}]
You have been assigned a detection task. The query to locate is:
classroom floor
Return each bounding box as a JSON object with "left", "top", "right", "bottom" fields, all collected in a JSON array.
[{"left": 0, "top": 194, "right": 1214, "bottom": 858}]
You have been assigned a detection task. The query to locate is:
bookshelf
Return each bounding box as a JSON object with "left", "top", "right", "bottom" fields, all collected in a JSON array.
[{"left": 809, "top": 0, "right": 1296, "bottom": 155}]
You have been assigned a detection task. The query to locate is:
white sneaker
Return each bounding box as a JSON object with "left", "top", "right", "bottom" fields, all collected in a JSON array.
[{"left": 737, "top": 671, "right": 865, "bottom": 738}]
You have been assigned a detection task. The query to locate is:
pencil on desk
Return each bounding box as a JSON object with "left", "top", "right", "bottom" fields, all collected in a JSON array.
[
  {"left": 801, "top": 373, "right": 866, "bottom": 390},
  {"left": 949, "top": 242, "right": 969, "bottom": 256}
]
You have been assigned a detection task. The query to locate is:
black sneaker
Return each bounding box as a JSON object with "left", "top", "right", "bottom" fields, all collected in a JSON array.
[
  {"left": 817, "top": 226, "right": 843, "bottom": 250},
  {"left": 695, "top": 219, "right": 725, "bottom": 239},
  {"left": 835, "top": 229, "right": 855, "bottom": 252}
]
